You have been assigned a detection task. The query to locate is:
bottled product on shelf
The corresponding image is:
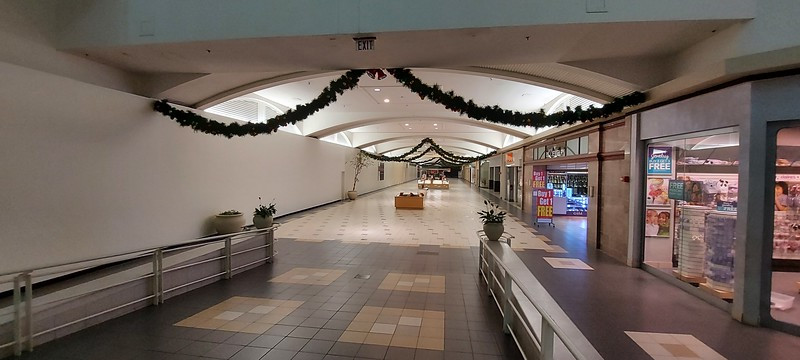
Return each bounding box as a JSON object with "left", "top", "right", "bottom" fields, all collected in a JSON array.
[{"left": 704, "top": 211, "right": 736, "bottom": 292}]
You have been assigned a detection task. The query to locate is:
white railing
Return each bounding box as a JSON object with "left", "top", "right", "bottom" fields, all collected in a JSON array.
[
  {"left": 0, "top": 225, "right": 278, "bottom": 357},
  {"left": 477, "top": 230, "right": 603, "bottom": 360}
]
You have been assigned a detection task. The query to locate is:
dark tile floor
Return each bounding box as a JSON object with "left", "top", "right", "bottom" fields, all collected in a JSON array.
[
  {"left": 480, "top": 187, "right": 800, "bottom": 360},
  {"left": 15, "top": 235, "right": 523, "bottom": 360}
]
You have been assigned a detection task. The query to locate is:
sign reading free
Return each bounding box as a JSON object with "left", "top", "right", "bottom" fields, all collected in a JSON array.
[
  {"left": 536, "top": 189, "right": 554, "bottom": 219},
  {"left": 533, "top": 167, "right": 547, "bottom": 189},
  {"left": 647, "top": 146, "right": 673, "bottom": 175}
]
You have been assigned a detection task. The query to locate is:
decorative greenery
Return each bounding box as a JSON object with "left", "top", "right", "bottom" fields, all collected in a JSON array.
[
  {"left": 218, "top": 210, "right": 242, "bottom": 216},
  {"left": 386, "top": 68, "right": 646, "bottom": 129},
  {"left": 254, "top": 197, "right": 276, "bottom": 217},
  {"left": 360, "top": 137, "right": 496, "bottom": 165},
  {"left": 153, "top": 70, "right": 365, "bottom": 138},
  {"left": 348, "top": 151, "right": 374, "bottom": 192},
  {"left": 153, "top": 68, "right": 645, "bottom": 138},
  {"left": 477, "top": 200, "right": 506, "bottom": 224}
]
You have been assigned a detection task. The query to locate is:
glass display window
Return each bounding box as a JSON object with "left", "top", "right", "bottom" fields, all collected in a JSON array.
[
  {"left": 769, "top": 126, "right": 800, "bottom": 328},
  {"left": 642, "top": 130, "right": 739, "bottom": 301}
]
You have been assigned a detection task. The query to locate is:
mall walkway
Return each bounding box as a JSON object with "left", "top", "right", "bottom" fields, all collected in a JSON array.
[
  {"left": 14, "top": 181, "right": 524, "bottom": 360},
  {"left": 15, "top": 179, "right": 800, "bottom": 360}
]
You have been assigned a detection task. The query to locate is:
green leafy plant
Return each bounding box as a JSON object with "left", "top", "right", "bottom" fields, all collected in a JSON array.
[
  {"left": 477, "top": 200, "right": 506, "bottom": 224},
  {"left": 218, "top": 210, "right": 242, "bottom": 216},
  {"left": 254, "top": 197, "right": 277, "bottom": 217}
]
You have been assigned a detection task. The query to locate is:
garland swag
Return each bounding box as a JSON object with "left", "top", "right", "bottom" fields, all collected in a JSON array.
[
  {"left": 153, "top": 70, "right": 365, "bottom": 138},
  {"left": 386, "top": 68, "right": 645, "bottom": 129},
  {"left": 360, "top": 137, "right": 496, "bottom": 165},
  {"left": 153, "top": 68, "right": 645, "bottom": 138}
]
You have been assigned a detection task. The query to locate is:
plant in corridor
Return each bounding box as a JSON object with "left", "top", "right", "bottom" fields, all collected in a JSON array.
[
  {"left": 215, "top": 209, "right": 244, "bottom": 235},
  {"left": 477, "top": 200, "right": 506, "bottom": 224},
  {"left": 254, "top": 197, "right": 277, "bottom": 217},
  {"left": 347, "top": 151, "right": 374, "bottom": 200},
  {"left": 479, "top": 200, "right": 507, "bottom": 242},
  {"left": 253, "top": 197, "right": 277, "bottom": 229}
]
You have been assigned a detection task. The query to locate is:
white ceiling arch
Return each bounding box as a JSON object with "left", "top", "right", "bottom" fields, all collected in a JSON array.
[
  {"left": 376, "top": 139, "right": 489, "bottom": 156},
  {"left": 353, "top": 134, "right": 501, "bottom": 151},
  {"left": 306, "top": 115, "right": 532, "bottom": 139}
]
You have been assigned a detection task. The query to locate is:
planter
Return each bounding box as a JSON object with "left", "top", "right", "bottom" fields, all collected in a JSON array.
[
  {"left": 215, "top": 213, "right": 245, "bottom": 234},
  {"left": 483, "top": 222, "right": 504, "bottom": 241},
  {"left": 347, "top": 191, "right": 358, "bottom": 200},
  {"left": 253, "top": 215, "right": 273, "bottom": 229}
]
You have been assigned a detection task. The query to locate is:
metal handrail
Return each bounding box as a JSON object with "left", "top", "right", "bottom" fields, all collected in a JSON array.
[
  {"left": 477, "top": 231, "right": 603, "bottom": 360},
  {"left": 0, "top": 224, "right": 279, "bottom": 357},
  {"left": 0, "top": 227, "right": 274, "bottom": 279}
]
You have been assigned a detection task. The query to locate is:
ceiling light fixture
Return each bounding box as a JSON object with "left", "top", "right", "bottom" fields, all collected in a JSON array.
[
  {"left": 383, "top": 99, "right": 390, "bottom": 103},
  {"left": 433, "top": 123, "right": 438, "bottom": 126},
  {"left": 374, "top": 88, "right": 381, "bottom": 92},
  {"left": 404, "top": 123, "right": 409, "bottom": 126}
]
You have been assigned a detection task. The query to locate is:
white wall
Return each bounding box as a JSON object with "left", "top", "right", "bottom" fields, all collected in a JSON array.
[
  {"left": 342, "top": 155, "right": 416, "bottom": 196},
  {"left": 0, "top": 61, "right": 410, "bottom": 274}
]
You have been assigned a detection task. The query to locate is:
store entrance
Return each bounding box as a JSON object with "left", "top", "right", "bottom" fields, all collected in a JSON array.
[{"left": 544, "top": 163, "right": 589, "bottom": 238}]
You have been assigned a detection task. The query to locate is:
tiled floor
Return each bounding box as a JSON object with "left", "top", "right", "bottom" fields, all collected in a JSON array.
[
  {"left": 625, "top": 332, "right": 726, "bottom": 360},
  {"left": 16, "top": 180, "right": 800, "bottom": 360},
  {"left": 17, "top": 181, "right": 523, "bottom": 360}
]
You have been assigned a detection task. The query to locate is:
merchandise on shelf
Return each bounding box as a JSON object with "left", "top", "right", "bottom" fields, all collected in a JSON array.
[
  {"left": 676, "top": 206, "right": 712, "bottom": 279},
  {"left": 704, "top": 211, "right": 736, "bottom": 292},
  {"left": 773, "top": 211, "right": 800, "bottom": 259}
]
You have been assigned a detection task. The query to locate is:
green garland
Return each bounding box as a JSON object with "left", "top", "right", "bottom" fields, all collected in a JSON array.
[
  {"left": 386, "top": 68, "right": 645, "bottom": 129},
  {"left": 153, "top": 70, "right": 365, "bottom": 138},
  {"left": 153, "top": 68, "right": 645, "bottom": 138},
  {"left": 361, "top": 137, "right": 496, "bottom": 165}
]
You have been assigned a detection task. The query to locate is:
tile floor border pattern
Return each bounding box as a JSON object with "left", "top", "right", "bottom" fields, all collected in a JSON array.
[
  {"left": 626, "top": 331, "right": 727, "bottom": 360},
  {"left": 175, "top": 296, "right": 303, "bottom": 334},
  {"left": 338, "top": 305, "right": 446, "bottom": 351},
  {"left": 377, "top": 273, "right": 446, "bottom": 294}
]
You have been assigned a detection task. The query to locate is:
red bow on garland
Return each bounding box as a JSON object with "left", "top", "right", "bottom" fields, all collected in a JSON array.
[{"left": 366, "top": 69, "right": 387, "bottom": 80}]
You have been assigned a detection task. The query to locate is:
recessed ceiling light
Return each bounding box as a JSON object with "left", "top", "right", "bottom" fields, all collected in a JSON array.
[
  {"left": 433, "top": 123, "right": 438, "bottom": 126},
  {"left": 374, "top": 88, "right": 381, "bottom": 92},
  {"left": 404, "top": 123, "right": 409, "bottom": 126},
  {"left": 383, "top": 99, "right": 390, "bottom": 103}
]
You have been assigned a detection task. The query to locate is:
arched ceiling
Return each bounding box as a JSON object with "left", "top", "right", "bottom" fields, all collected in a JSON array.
[{"left": 200, "top": 68, "right": 601, "bottom": 153}]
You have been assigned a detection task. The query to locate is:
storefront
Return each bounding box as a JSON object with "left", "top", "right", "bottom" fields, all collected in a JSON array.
[{"left": 631, "top": 74, "right": 800, "bottom": 335}]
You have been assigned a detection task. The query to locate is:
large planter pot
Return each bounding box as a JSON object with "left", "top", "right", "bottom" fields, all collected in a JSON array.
[
  {"left": 483, "top": 222, "right": 504, "bottom": 241},
  {"left": 347, "top": 191, "right": 358, "bottom": 200},
  {"left": 215, "top": 214, "right": 245, "bottom": 234},
  {"left": 253, "top": 215, "right": 274, "bottom": 229}
]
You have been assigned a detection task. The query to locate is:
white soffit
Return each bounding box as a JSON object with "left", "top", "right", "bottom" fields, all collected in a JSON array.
[{"left": 478, "top": 63, "right": 636, "bottom": 98}]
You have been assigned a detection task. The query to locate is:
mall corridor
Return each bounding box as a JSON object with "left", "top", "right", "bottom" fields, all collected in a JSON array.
[{"left": 9, "top": 180, "right": 800, "bottom": 360}]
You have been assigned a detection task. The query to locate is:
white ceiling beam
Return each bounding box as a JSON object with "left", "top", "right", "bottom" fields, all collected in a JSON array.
[{"left": 351, "top": 133, "right": 503, "bottom": 149}]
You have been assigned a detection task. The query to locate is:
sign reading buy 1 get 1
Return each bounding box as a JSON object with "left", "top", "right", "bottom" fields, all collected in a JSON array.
[{"left": 536, "top": 189, "right": 554, "bottom": 219}]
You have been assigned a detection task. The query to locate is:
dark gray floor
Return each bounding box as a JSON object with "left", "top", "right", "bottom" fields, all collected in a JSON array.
[
  {"left": 14, "top": 232, "right": 523, "bottom": 360},
  {"left": 479, "top": 185, "right": 800, "bottom": 360}
]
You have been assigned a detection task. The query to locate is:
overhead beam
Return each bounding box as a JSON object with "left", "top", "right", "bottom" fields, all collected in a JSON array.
[{"left": 352, "top": 133, "right": 502, "bottom": 150}]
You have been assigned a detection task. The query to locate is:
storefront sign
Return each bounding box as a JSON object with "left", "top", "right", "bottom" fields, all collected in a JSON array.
[
  {"left": 505, "top": 153, "right": 514, "bottom": 165},
  {"left": 533, "top": 167, "right": 547, "bottom": 188},
  {"left": 536, "top": 189, "right": 554, "bottom": 221},
  {"left": 668, "top": 180, "right": 685, "bottom": 200},
  {"left": 717, "top": 200, "right": 737, "bottom": 212},
  {"left": 647, "top": 146, "right": 673, "bottom": 175}
]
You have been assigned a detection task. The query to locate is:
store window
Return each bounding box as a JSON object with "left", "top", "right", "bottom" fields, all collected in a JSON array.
[
  {"left": 642, "top": 131, "right": 739, "bottom": 302},
  {"left": 770, "top": 126, "right": 800, "bottom": 326}
]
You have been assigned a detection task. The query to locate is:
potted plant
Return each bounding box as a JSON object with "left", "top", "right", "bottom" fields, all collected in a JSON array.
[
  {"left": 347, "top": 150, "right": 373, "bottom": 200},
  {"left": 215, "top": 210, "right": 245, "bottom": 235},
  {"left": 253, "top": 197, "right": 276, "bottom": 229},
  {"left": 478, "top": 200, "right": 506, "bottom": 241}
]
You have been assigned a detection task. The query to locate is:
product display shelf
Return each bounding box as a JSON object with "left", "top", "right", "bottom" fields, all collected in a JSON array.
[
  {"left": 704, "top": 211, "right": 736, "bottom": 293},
  {"left": 675, "top": 206, "right": 712, "bottom": 280}
]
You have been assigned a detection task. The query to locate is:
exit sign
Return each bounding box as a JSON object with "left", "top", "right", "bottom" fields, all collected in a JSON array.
[{"left": 354, "top": 37, "right": 375, "bottom": 51}]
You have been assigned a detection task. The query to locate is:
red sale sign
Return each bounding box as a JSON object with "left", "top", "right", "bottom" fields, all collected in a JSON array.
[
  {"left": 533, "top": 167, "right": 547, "bottom": 189},
  {"left": 536, "top": 189, "right": 554, "bottom": 220}
]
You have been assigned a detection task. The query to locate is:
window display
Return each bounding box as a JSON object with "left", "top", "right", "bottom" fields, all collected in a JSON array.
[
  {"left": 770, "top": 127, "right": 800, "bottom": 327},
  {"left": 642, "top": 131, "right": 739, "bottom": 300},
  {"left": 547, "top": 171, "right": 588, "bottom": 216}
]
